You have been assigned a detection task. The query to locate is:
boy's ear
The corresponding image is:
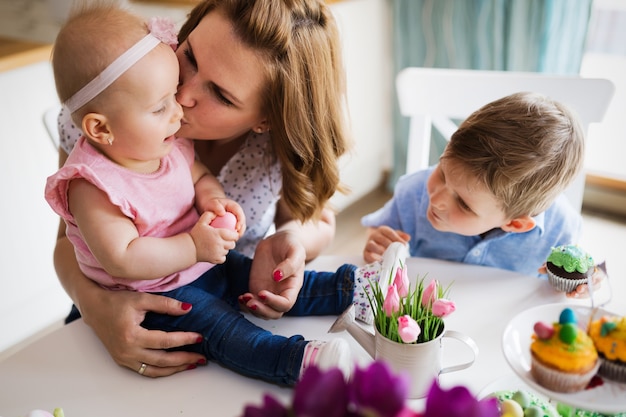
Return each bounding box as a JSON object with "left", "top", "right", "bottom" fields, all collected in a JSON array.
[
  {"left": 501, "top": 215, "right": 536, "bottom": 233},
  {"left": 82, "top": 113, "right": 113, "bottom": 145}
]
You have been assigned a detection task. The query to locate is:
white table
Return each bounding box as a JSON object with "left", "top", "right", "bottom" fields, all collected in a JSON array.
[{"left": 0, "top": 256, "right": 621, "bottom": 417}]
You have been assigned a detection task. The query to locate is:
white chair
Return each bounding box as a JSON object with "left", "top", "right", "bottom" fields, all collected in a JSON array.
[{"left": 395, "top": 67, "right": 615, "bottom": 211}]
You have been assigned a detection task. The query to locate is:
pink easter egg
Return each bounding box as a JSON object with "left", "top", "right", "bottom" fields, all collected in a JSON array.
[
  {"left": 210, "top": 212, "right": 237, "bottom": 230},
  {"left": 533, "top": 321, "right": 554, "bottom": 340}
]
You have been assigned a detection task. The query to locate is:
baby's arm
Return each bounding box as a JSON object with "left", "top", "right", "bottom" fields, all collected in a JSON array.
[
  {"left": 68, "top": 179, "right": 227, "bottom": 280},
  {"left": 191, "top": 160, "right": 246, "bottom": 236},
  {"left": 363, "top": 225, "right": 411, "bottom": 263}
]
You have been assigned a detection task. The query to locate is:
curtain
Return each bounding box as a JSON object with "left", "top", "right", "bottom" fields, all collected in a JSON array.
[{"left": 389, "top": 0, "right": 593, "bottom": 189}]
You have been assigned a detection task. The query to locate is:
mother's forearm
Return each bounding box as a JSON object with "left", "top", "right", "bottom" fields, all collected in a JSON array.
[
  {"left": 276, "top": 207, "right": 336, "bottom": 261},
  {"left": 53, "top": 232, "right": 100, "bottom": 315}
]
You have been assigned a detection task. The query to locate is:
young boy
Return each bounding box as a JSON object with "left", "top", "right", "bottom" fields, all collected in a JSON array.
[{"left": 362, "top": 92, "right": 585, "bottom": 281}]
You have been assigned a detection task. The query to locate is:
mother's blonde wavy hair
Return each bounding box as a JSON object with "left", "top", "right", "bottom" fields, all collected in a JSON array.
[{"left": 179, "top": 0, "right": 351, "bottom": 222}]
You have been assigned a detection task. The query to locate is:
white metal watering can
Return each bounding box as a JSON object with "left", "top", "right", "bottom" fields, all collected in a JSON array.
[{"left": 329, "top": 305, "right": 479, "bottom": 398}]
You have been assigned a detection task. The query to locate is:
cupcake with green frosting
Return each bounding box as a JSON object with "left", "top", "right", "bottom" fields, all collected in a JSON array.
[
  {"left": 546, "top": 245, "right": 595, "bottom": 293},
  {"left": 488, "top": 389, "right": 560, "bottom": 416}
]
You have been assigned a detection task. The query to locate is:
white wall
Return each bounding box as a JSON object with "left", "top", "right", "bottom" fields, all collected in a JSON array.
[
  {"left": 328, "top": 0, "right": 393, "bottom": 210},
  {"left": 0, "top": 61, "right": 72, "bottom": 355},
  {"left": 0, "top": 0, "right": 392, "bottom": 355}
]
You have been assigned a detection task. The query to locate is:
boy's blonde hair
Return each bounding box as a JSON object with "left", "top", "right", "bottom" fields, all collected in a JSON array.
[
  {"left": 179, "top": 0, "right": 350, "bottom": 222},
  {"left": 52, "top": 1, "right": 148, "bottom": 120},
  {"left": 442, "top": 92, "right": 585, "bottom": 218}
]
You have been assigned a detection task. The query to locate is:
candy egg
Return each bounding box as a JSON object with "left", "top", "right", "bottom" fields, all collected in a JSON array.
[
  {"left": 559, "top": 308, "right": 576, "bottom": 324},
  {"left": 601, "top": 321, "right": 617, "bottom": 337},
  {"left": 511, "top": 390, "right": 530, "bottom": 408},
  {"left": 533, "top": 322, "right": 554, "bottom": 340},
  {"left": 210, "top": 212, "right": 237, "bottom": 230},
  {"left": 501, "top": 399, "right": 524, "bottom": 417},
  {"left": 559, "top": 322, "right": 578, "bottom": 344},
  {"left": 523, "top": 405, "right": 545, "bottom": 417}
]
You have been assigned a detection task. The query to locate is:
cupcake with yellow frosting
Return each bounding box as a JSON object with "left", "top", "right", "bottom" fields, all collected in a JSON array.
[
  {"left": 530, "top": 307, "right": 599, "bottom": 393},
  {"left": 588, "top": 315, "right": 626, "bottom": 383}
]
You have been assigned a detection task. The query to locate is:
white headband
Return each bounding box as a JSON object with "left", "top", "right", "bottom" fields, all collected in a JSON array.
[
  {"left": 64, "top": 17, "right": 179, "bottom": 113},
  {"left": 64, "top": 35, "right": 160, "bottom": 113}
]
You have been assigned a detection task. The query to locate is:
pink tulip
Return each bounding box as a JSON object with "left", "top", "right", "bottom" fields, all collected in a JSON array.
[
  {"left": 393, "top": 266, "right": 410, "bottom": 298},
  {"left": 432, "top": 299, "right": 456, "bottom": 317},
  {"left": 421, "top": 279, "right": 437, "bottom": 307},
  {"left": 383, "top": 284, "right": 400, "bottom": 316},
  {"left": 398, "top": 315, "right": 421, "bottom": 343}
]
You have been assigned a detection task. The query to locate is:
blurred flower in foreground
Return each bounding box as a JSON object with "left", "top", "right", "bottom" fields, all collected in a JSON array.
[
  {"left": 421, "top": 382, "right": 499, "bottom": 417},
  {"left": 241, "top": 361, "right": 499, "bottom": 417}
]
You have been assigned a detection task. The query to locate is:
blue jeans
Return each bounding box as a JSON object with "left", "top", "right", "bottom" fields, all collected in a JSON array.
[{"left": 141, "top": 251, "right": 356, "bottom": 386}]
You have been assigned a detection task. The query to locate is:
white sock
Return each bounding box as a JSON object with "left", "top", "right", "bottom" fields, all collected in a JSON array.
[
  {"left": 352, "top": 262, "right": 381, "bottom": 324},
  {"left": 352, "top": 242, "right": 409, "bottom": 324},
  {"left": 300, "top": 339, "right": 352, "bottom": 379}
]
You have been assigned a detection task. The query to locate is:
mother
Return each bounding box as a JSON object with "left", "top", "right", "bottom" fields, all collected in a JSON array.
[{"left": 53, "top": 0, "right": 349, "bottom": 377}]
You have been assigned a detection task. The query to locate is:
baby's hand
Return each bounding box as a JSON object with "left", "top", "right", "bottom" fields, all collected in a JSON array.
[
  {"left": 220, "top": 199, "right": 246, "bottom": 237},
  {"left": 190, "top": 211, "right": 237, "bottom": 264},
  {"left": 203, "top": 198, "right": 246, "bottom": 236}
]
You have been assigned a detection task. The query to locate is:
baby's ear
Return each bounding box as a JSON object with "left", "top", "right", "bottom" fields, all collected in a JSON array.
[
  {"left": 501, "top": 215, "right": 536, "bottom": 233},
  {"left": 82, "top": 113, "right": 112, "bottom": 145}
]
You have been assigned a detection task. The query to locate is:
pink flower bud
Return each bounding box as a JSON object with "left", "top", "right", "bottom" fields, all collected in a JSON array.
[
  {"left": 383, "top": 284, "right": 400, "bottom": 316},
  {"left": 421, "top": 279, "right": 437, "bottom": 307},
  {"left": 398, "top": 315, "right": 421, "bottom": 343},
  {"left": 393, "top": 266, "right": 410, "bottom": 298},
  {"left": 432, "top": 299, "right": 456, "bottom": 317}
]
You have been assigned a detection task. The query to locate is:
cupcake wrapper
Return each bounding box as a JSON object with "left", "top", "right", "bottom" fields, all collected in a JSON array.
[
  {"left": 531, "top": 356, "right": 600, "bottom": 393},
  {"left": 598, "top": 357, "right": 626, "bottom": 383},
  {"left": 546, "top": 270, "right": 589, "bottom": 293}
]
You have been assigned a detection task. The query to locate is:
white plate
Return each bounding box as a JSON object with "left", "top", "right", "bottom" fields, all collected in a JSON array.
[{"left": 502, "top": 303, "right": 626, "bottom": 414}]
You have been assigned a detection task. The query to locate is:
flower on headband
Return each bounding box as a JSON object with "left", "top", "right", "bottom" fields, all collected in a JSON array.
[{"left": 147, "top": 17, "right": 179, "bottom": 49}]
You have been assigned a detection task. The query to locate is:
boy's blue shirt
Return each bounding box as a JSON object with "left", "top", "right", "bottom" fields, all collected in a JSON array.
[{"left": 361, "top": 167, "right": 583, "bottom": 277}]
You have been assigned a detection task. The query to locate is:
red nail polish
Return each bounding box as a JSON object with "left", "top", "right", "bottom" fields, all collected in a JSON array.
[
  {"left": 259, "top": 294, "right": 267, "bottom": 301},
  {"left": 195, "top": 336, "right": 203, "bottom": 343},
  {"left": 181, "top": 302, "right": 192, "bottom": 311},
  {"left": 250, "top": 304, "right": 257, "bottom": 311},
  {"left": 197, "top": 358, "right": 207, "bottom": 365},
  {"left": 273, "top": 270, "right": 283, "bottom": 282},
  {"left": 187, "top": 364, "right": 197, "bottom": 370}
]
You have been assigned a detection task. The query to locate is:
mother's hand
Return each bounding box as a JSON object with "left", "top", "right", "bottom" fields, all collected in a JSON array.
[
  {"left": 239, "top": 231, "right": 306, "bottom": 319},
  {"left": 80, "top": 289, "right": 206, "bottom": 378}
]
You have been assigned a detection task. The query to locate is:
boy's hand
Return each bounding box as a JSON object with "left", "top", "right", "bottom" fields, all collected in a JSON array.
[
  {"left": 566, "top": 261, "right": 607, "bottom": 299},
  {"left": 538, "top": 261, "right": 607, "bottom": 298},
  {"left": 363, "top": 225, "right": 410, "bottom": 263}
]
